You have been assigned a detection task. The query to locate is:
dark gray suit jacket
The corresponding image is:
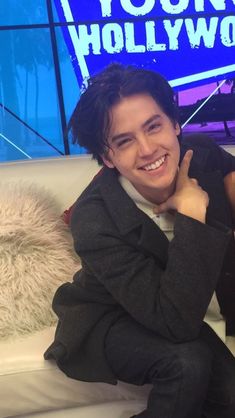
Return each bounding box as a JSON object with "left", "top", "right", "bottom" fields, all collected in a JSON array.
[{"left": 45, "top": 136, "right": 235, "bottom": 384}]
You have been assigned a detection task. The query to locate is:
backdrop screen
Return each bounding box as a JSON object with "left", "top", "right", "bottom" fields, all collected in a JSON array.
[{"left": 54, "top": 0, "right": 235, "bottom": 144}]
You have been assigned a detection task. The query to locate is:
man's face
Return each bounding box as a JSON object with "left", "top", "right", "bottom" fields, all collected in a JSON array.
[{"left": 102, "top": 93, "right": 181, "bottom": 204}]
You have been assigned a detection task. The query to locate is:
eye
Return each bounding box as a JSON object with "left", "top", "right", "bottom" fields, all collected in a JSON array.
[
  {"left": 148, "top": 122, "right": 160, "bottom": 132},
  {"left": 116, "top": 137, "right": 132, "bottom": 148}
]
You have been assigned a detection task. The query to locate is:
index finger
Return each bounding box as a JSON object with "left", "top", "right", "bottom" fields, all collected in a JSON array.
[{"left": 178, "top": 149, "right": 193, "bottom": 179}]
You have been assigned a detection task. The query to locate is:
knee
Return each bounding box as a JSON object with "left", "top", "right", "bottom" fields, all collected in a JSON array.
[
  {"left": 179, "top": 340, "right": 212, "bottom": 385},
  {"left": 206, "top": 385, "right": 235, "bottom": 418},
  {"left": 152, "top": 340, "right": 212, "bottom": 387},
  {"left": 216, "top": 374, "right": 235, "bottom": 411}
]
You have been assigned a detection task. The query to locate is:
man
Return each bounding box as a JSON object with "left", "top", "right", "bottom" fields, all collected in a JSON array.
[{"left": 45, "top": 63, "right": 235, "bottom": 417}]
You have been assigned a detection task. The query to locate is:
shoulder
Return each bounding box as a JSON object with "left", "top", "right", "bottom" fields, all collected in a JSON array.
[
  {"left": 181, "top": 133, "right": 220, "bottom": 157},
  {"left": 181, "top": 134, "right": 235, "bottom": 176},
  {"left": 70, "top": 169, "right": 121, "bottom": 247},
  {"left": 71, "top": 171, "right": 110, "bottom": 225}
]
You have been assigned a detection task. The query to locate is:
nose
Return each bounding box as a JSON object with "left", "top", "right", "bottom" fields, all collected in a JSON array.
[{"left": 137, "top": 134, "right": 153, "bottom": 158}]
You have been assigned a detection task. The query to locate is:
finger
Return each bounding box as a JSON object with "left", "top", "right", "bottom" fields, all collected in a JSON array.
[
  {"left": 178, "top": 149, "right": 193, "bottom": 180},
  {"left": 153, "top": 200, "right": 172, "bottom": 215}
]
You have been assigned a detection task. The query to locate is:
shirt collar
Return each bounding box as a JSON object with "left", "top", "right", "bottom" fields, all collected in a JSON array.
[{"left": 119, "top": 175, "right": 175, "bottom": 231}]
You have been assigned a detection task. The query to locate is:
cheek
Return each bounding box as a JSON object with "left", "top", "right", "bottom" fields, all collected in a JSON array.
[
  {"left": 105, "top": 153, "right": 126, "bottom": 172},
  {"left": 115, "top": 148, "right": 135, "bottom": 166},
  {"left": 115, "top": 157, "right": 130, "bottom": 172},
  {"left": 173, "top": 140, "right": 180, "bottom": 162}
]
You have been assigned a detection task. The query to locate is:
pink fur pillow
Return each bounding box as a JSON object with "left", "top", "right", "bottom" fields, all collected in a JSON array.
[{"left": 0, "top": 182, "right": 80, "bottom": 340}]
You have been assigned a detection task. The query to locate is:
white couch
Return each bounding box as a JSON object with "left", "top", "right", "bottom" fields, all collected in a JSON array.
[{"left": 0, "top": 155, "right": 235, "bottom": 418}]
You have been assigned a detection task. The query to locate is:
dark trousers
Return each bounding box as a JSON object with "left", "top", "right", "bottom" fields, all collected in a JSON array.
[{"left": 105, "top": 317, "right": 235, "bottom": 418}]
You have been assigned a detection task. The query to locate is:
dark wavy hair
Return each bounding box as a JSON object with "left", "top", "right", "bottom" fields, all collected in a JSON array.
[{"left": 68, "top": 63, "right": 181, "bottom": 165}]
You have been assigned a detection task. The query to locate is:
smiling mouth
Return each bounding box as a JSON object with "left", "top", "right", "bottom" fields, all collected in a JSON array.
[{"left": 141, "top": 155, "right": 167, "bottom": 171}]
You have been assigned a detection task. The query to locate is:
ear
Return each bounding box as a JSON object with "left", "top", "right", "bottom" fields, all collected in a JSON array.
[
  {"left": 175, "top": 122, "right": 181, "bottom": 136},
  {"left": 101, "top": 154, "right": 115, "bottom": 169}
]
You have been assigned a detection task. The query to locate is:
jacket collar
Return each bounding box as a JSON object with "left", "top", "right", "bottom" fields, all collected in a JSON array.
[
  {"left": 99, "top": 167, "right": 144, "bottom": 234},
  {"left": 98, "top": 157, "right": 228, "bottom": 229},
  {"left": 98, "top": 167, "right": 169, "bottom": 266}
]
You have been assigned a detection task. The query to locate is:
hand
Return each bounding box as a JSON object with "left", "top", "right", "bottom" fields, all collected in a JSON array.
[
  {"left": 224, "top": 171, "right": 235, "bottom": 226},
  {"left": 154, "top": 150, "right": 209, "bottom": 223}
]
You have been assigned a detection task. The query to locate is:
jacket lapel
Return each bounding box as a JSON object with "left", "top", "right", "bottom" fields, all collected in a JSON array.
[
  {"left": 137, "top": 215, "right": 169, "bottom": 267},
  {"left": 99, "top": 168, "right": 169, "bottom": 267}
]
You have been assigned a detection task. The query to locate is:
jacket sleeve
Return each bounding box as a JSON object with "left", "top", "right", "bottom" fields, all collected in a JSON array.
[{"left": 71, "top": 202, "right": 231, "bottom": 343}]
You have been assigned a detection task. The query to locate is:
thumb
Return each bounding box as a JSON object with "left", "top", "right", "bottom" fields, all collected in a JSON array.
[{"left": 178, "top": 149, "right": 193, "bottom": 181}]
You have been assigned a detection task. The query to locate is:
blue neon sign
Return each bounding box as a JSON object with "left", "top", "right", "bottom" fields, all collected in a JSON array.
[{"left": 54, "top": 0, "right": 235, "bottom": 89}]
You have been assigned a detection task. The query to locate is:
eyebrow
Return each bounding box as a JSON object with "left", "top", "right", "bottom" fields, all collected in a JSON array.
[
  {"left": 110, "top": 114, "right": 161, "bottom": 144},
  {"left": 142, "top": 114, "right": 161, "bottom": 128},
  {"left": 110, "top": 132, "right": 132, "bottom": 145}
]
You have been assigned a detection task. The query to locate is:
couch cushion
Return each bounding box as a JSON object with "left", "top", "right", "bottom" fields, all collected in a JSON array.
[
  {"left": 0, "top": 327, "right": 150, "bottom": 418},
  {"left": 0, "top": 156, "right": 100, "bottom": 212},
  {"left": 1, "top": 323, "right": 234, "bottom": 418},
  {"left": 0, "top": 325, "right": 233, "bottom": 418},
  {"left": 15, "top": 401, "right": 147, "bottom": 418}
]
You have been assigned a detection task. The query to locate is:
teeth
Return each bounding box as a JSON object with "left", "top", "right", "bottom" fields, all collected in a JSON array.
[{"left": 143, "top": 156, "right": 166, "bottom": 171}]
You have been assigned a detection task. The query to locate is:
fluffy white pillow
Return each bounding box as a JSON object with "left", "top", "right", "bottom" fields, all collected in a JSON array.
[{"left": 0, "top": 182, "right": 80, "bottom": 340}]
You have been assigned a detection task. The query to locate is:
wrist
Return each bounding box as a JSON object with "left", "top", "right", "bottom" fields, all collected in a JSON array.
[{"left": 177, "top": 204, "right": 207, "bottom": 223}]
